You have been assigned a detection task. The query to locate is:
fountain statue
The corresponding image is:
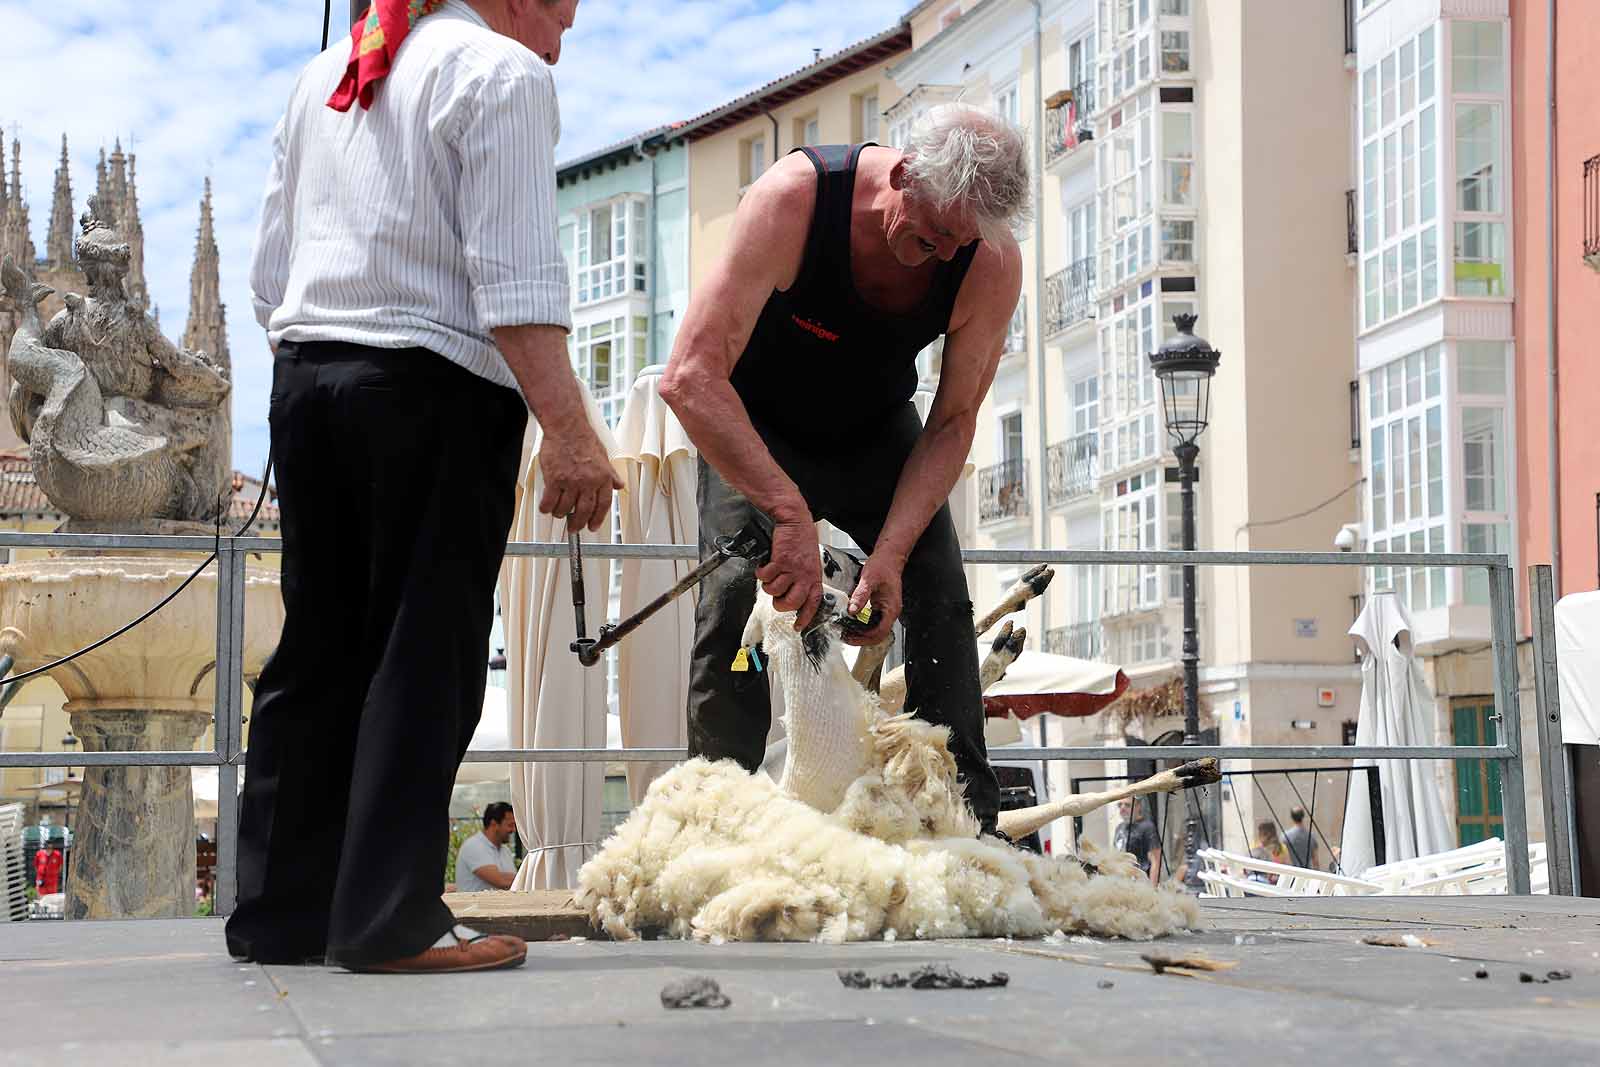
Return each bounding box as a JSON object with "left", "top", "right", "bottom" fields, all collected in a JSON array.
[{"left": 0, "top": 198, "right": 283, "bottom": 919}]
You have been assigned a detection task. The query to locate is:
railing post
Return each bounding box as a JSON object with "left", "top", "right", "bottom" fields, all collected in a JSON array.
[
  {"left": 213, "top": 538, "right": 246, "bottom": 917},
  {"left": 1529, "top": 564, "right": 1578, "bottom": 895},
  {"left": 1489, "top": 561, "right": 1532, "bottom": 895}
]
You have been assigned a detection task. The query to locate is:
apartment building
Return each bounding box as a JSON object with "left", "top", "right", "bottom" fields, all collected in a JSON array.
[
  {"left": 897, "top": 0, "right": 1363, "bottom": 856},
  {"left": 678, "top": 25, "right": 911, "bottom": 288},
  {"left": 555, "top": 132, "right": 692, "bottom": 429},
  {"left": 1511, "top": 0, "right": 1600, "bottom": 605},
  {"left": 1351, "top": 0, "right": 1527, "bottom": 846}
]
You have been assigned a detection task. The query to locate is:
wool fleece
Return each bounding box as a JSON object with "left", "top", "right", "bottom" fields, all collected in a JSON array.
[{"left": 577, "top": 594, "right": 1200, "bottom": 943}]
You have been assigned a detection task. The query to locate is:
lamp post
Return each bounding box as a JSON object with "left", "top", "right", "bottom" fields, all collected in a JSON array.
[{"left": 1148, "top": 313, "right": 1221, "bottom": 888}]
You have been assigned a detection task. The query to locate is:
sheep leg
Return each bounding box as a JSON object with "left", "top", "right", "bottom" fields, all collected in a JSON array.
[
  {"left": 996, "top": 758, "right": 1222, "bottom": 841},
  {"left": 974, "top": 564, "right": 1054, "bottom": 638},
  {"left": 849, "top": 636, "right": 895, "bottom": 692},
  {"left": 877, "top": 621, "right": 1026, "bottom": 714}
]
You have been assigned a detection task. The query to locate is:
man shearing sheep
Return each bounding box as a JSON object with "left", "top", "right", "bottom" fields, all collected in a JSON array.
[{"left": 660, "top": 105, "right": 1028, "bottom": 836}]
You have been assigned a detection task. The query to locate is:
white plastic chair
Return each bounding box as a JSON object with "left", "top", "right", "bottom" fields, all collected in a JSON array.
[
  {"left": 1, "top": 804, "right": 28, "bottom": 922},
  {"left": 1199, "top": 869, "right": 1297, "bottom": 898},
  {"left": 1198, "top": 847, "right": 1383, "bottom": 896}
]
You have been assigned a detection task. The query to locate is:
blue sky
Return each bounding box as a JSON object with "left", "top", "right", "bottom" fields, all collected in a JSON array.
[{"left": 0, "top": 0, "right": 909, "bottom": 476}]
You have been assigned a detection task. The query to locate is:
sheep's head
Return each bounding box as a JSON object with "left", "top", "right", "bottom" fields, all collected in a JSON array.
[{"left": 744, "top": 589, "right": 869, "bottom": 674}]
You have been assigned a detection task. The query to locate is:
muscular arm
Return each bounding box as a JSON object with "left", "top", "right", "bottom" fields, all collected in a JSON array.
[
  {"left": 660, "top": 156, "right": 824, "bottom": 623},
  {"left": 659, "top": 157, "right": 812, "bottom": 523},
  {"left": 844, "top": 237, "right": 1023, "bottom": 640}
]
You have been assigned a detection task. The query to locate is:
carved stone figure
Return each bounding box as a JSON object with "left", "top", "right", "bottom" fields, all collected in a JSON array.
[{"left": 2, "top": 197, "right": 230, "bottom": 527}]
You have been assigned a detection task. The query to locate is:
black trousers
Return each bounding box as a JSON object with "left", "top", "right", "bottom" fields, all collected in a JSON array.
[
  {"left": 687, "top": 402, "right": 1002, "bottom": 832},
  {"left": 226, "top": 341, "right": 525, "bottom": 967}
]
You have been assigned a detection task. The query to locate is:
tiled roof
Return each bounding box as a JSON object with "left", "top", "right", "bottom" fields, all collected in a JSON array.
[
  {"left": 0, "top": 452, "right": 53, "bottom": 516},
  {"left": 0, "top": 449, "right": 280, "bottom": 528},
  {"left": 556, "top": 122, "right": 685, "bottom": 180},
  {"left": 675, "top": 22, "right": 912, "bottom": 141}
]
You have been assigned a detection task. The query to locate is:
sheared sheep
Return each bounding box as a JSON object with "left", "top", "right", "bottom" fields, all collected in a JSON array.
[{"left": 575, "top": 590, "right": 1202, "bottom": 944}]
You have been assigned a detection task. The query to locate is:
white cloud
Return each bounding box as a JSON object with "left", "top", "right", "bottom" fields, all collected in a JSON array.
[{"left": 0, "top": 0, "right": 908, "bottom": 475}]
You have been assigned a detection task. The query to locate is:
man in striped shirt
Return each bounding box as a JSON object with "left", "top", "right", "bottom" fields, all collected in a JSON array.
[{"left": 227, "top": 0, "right": 610, "bottom": 976}]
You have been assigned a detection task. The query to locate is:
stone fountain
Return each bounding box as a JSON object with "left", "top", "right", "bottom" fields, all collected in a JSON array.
[{"left": 0, "top": 199, "right": 283, "bottom": 919}]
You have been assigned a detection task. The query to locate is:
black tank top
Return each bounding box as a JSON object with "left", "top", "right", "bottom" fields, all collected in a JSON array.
[{"left": 730, "top": 144, "right": 979, "bottom": 451}]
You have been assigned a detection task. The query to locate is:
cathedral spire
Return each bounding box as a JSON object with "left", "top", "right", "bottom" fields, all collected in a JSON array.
[
  {"left": 0, "top": 136, "right": 8, "bottom": 213},
  {"left": 46, "top": 134, "right": 74, "bottom": 266},
  {"left": 182, "top": 177, "right": 228, "bottom": 367},
  {"left": 95, "top": 147, "right": 108, "bottom": 205},
  {"left": 8, "top": 137, "right": 21, "bottom": 205},
  {"left": 122, "top": 149, "right": 147, "bottom": 310}
]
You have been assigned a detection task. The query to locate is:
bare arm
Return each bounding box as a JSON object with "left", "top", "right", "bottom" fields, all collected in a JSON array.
[
  {"left": 659, "top": 156, "right": 823, "bottom": 624},
  {"left": 844, "top": 237, "right": 1023, "bottom": 643},
  {"left": 493, "top": 324, "right": 620, "bottom": 532},
  {"left": 1148, "top": 848, "right": 1163, "bottom": 884},
  {"left": 472, "top": 864, "right": 516, "bottom": 890}
]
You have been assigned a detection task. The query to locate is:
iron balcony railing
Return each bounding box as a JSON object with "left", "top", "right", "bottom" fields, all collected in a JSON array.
[
  {"left": 1046, "top": 432, "right": 1099, "bottom": 506},
  {"left": 1043, "top": 620, "right": 1103, "bottom": 661},
  {"left": 1584, "top": 153, "right": 1600, "bottom": 266},
  {"left": 978, "top": 458, "right": 1029, "bottom": 525},
  {"left": 1044, "top": 81, "right": 1095, "bottom": 164},
  {"left": 1044, "top": 258, "right": 1096, "bottom": 336},
  {"left": 1346, "top": 188, "right": 1359, "bottom": 256}
]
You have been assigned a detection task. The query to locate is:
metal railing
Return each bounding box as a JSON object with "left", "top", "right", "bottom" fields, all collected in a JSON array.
[
  {"left": 1044, "top": 81, "right": 1095, "bottom": 164},
  {"left": 1046, "top": 432, "right": 1098, "bottom": 506},
  {"left": 978, "top": 458, "right": 1029, "bottom": 524},
  {"left": 1044, "top": 258, "right": 1096, "bottom": 336},
  {"left": 0, "top": 532, "right": 1571, "bottom": 913},
  {"left": 1584, "top": 153, "right": 1600, "bottom": 266},
  {"left": 1346, "top": 188, "right": 1359, "bottom": 256},
  {"left": 1043, "top": 620, "right": 1102, "bottom": 660}
]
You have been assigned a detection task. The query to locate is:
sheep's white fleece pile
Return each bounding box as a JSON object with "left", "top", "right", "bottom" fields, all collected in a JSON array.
[{"left": 576, "top": 596, "right": 1199, "bottom": 944}]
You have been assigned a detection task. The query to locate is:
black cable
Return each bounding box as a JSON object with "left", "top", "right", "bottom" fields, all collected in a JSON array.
[{"left": 0, "top": 461, "right": 276, "bottom": 690}]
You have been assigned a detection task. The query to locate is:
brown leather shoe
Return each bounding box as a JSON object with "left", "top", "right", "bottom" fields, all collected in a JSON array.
[{"left": 352, "top": 933, "right": 527, "bottom": 975}]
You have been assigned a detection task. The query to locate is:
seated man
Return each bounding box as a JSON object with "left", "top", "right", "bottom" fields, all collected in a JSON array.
[
  {"left": 454, "top": 803, "right": 519, "bottom": 892},
  {"left": 661, "top": 104, "right": 1028, "bottom": 835}
]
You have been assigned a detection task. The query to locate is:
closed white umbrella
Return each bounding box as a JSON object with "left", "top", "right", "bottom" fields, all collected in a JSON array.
[
  {"left": 1339, "top": 593, "right": 1455, "bottom": 875},
  {"left": 500, "top": 377, "right": 621, "bottom": 890},
  {"left": 613, "top": 366, "right": 697, "bottom": 805},
  {"left": 1555, "top": 590, "right": 1600, "bottom": 747}
]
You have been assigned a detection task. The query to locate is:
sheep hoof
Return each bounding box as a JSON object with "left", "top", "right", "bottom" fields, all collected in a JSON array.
[
  {"left": 988, "top": 620, "right": 1014, "bottom": 654},
  {"left": 1173, "top": 758, "right": 1221, "bottom": 788},
  {"left": 1019, "top": 564, "right": 1054, "bottom": 596}
]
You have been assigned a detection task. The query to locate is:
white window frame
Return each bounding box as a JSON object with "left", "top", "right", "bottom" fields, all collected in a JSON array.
[
  {"left": 1358, "top": 25, "right": 1443, "bottom": 331},
  {"left": 575, "top": 196, "right": 649, "bottom": 307},
  {"left": 994, "top": 81, "right": 1020, "bottom": 127},
  {"left": 1102, "top": 468, "right": 1161, "bottom": 614},
  {"left": 860, "top": 91, "right": 880, "bottom": 142},
  {"left": 1364, "top": 344, "right": 1447, "bottom": 612},
  {"left": 1447, "top": 18, "right": 1511, "bottom": 301}
]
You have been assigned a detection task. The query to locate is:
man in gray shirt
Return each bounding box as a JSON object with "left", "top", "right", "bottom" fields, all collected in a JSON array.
[
  {"left": 456, "top": 804, "right": 518, "bottom": 892},
  {"left": 1285, "top": 806, "right": 1318, "bottom": 869}
]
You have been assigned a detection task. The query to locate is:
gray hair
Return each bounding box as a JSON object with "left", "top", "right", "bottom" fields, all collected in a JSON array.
[{"left": 900, "top": 104, "right": 1032, "bottom": 241}]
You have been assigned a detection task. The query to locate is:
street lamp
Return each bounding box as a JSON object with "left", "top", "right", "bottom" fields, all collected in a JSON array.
[{"left": 1148, "top": 312, "right": 1220, "bottom": 887}]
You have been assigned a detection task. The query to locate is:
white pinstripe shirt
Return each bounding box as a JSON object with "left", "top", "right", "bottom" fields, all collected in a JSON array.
[{"left": 250, "top": 0, "right": 569, "bottom": 391}]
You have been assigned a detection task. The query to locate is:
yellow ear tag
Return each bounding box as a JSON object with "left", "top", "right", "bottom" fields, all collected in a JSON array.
[
  {"left": 855, "top": 602, "right": 873, "bottom": 624},
  {"left": 730, "top": 647, "right": 750, "bottom": 672}
]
